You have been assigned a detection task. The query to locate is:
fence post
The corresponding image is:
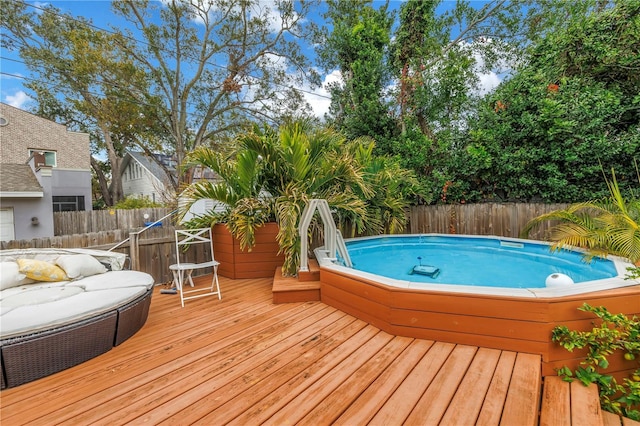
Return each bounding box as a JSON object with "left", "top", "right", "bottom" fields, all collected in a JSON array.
[{"left": 129, "top": 232, "right": 139, "bottom": 271}]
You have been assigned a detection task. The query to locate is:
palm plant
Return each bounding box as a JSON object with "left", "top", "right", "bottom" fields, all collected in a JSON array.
[
  {"left": 347, "top": 141, "right": 420, "bottom": 236},
  {"left": 521, "top": 168, "right": 640, "bottom": 265},
  {"left": 237, "top": 120, "right": 371, "bottom": 275},
  {"left": 180, "top": 146, "right": 272, "bottom": 250},
  {"left": 180, "top": 119, "right": 421, "bottom": 276}
]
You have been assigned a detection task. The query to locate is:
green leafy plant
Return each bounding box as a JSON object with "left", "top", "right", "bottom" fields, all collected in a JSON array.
[
  {"left": 521, "top": 165, "right": 640, "bottom": 270},
  {"left": 113, "top": 195, "right": 162, "bottom": 209},
  {"left": 552, "top": 304, "right": 640, "bottom": 420},
  {"left": 180, "top": 120, "right": 420, "bottom": 276}
]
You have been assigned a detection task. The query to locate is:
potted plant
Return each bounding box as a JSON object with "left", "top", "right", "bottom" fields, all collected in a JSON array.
[
  {"left": 181, "top": 119, "right": 420, "bottom": 277},
  {"left": 179, "top": 146, "right": 278, "bottom": 279}
]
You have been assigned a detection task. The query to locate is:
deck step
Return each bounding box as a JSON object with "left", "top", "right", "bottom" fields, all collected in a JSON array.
[
  {"left": 272, "top": 264, "right": 320, "bottom": 304},
  {"left": 540, "top": 376, "right": 604, "bottom": 426},
  {"left": 297, "top": 259, "right": 321, "bottom": 282}
]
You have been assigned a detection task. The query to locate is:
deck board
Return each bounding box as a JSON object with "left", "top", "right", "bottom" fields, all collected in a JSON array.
[
  {"left": 368, "top": 341, "right": 456, "bottom": 424},
  {"left": 295, "top": 336, "right": 414, "bottom": 425},
  {"left": 540, "top": 376, "right": 571, "bottom": 426},
  {"left": 1, "top": 275, "right": 551, "bottom": 425},
  {"left": 406, "top": 344, "right": 479, "bottom": 424},
  {"left": 439, "top": 347, "right": 502, "bottom": 425},
  {"left": 500, "top": 353, "right": 542, "bottom": 426},
  {"left": 571, "top": 380, "right": 603, "bottom": 426},
  {"left": 333, "top": 339, "right": 434, "bottom": 425},
  {"left": 475, "top": 351, "right": 518, "bottom": 426}
]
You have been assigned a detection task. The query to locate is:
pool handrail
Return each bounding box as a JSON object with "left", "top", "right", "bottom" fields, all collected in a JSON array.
[{"left": 299, "top": 199, "right": 352, "bottom": 272}]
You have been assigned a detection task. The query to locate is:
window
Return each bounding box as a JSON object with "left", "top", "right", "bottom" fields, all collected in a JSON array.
[
  {"left": 29, "top": 149, "right": 57, "bottom": 167},
  {"left": 53, "top": 196, "right": 85, "bottom": 212},
  {"left": 0, "top": 208, "right": 15, "bottom": 242}
]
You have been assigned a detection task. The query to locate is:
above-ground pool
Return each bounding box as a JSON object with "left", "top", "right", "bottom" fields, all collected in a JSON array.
[
  {"left": 319, "top": 234, "right": 635, "bottom": 298},
  {"left": 314, "top": 234, "right": 640, "bottom": 376}
]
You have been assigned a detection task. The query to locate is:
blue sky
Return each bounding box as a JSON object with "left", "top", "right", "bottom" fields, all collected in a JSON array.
[
  {"left": 1, "top": 1, "right": 118, "bottom": 109},
  {"left": 1, "top": 0, "right": 501, "bottom": 116}
]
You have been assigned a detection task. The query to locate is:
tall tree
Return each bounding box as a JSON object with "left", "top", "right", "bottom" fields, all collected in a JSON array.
[
  {"left": 112, "top": 0, "right": 321, "bottom": 188},
  {"left": 391, "top": 0, "right": 604, "bottom": 138},
  {"left": 455, "top": 0, "right": 640, "bottom": 203},
  {"left": 317, "top": 0, "right": 610, "bottom": 202},
  {"left": 316, "top": 0, "right": 396, "bottom": 142},
  {"left": 1, "top": 1, "right": 159, "bottom": 206}
]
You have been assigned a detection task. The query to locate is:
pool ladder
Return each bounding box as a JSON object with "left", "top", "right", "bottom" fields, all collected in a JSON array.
[{"left": 299, "top": 199, "right": 352, "bottom": 272}]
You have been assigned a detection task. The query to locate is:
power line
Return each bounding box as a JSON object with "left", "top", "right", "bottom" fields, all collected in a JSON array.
[
  {"left": 0, "top": 70, "right": 210, "bottom": 123},
  {"left": 13, "top": 0, "right": 332, "bottom": 101},
  {"left": 1, "top": 56, "right": 227, "bottom": 118}
]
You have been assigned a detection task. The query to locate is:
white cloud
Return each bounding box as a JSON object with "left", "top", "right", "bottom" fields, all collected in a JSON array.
[
  {"left": 476, "top": 71, "right": 501, "bottom": 96},
  {"left": 169, "top": 0, "right": 294, "bottom": 33},
  {"left": 4, "top": 91, "right": 31, "bottom": 109},
  {"left": 303, "top": 69, "right": 342, "bottom": 119},
  {"left": 470, "top": 43, "right": 503, "bottom": 96}
]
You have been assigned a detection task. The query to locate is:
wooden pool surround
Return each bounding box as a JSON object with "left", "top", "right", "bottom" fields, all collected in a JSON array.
[{"left": 319, "top": 268, "right": 640, "bottom": 377}]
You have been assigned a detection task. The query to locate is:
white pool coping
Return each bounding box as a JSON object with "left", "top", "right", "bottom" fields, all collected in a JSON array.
[{"left": 315, "top": 234, "right": 639, "bottom": 298}]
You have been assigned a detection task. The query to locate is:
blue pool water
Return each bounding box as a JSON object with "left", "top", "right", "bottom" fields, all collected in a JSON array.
[{"left": 344, "top": 236, "right": 618, "bottom": 289}]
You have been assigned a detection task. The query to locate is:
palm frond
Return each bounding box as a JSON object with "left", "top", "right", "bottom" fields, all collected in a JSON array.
[{"left": 521, "top": 166, "right": 640, "bottom": 264}]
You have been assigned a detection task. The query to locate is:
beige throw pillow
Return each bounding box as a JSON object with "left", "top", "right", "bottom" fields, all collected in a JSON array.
[{"left": 56, "top": 254, "right": 107, "bottom": 279}]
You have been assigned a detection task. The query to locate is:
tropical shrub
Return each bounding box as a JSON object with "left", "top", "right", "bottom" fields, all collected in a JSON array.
[
  {"left": 455, "top": 1, "right": 640, "bottom": 203},
  {"left": 521, "top": 167, "right": 640, "bottom": 268},
  {"left": 180, "top": 120, "right": 420, "bottom": 276},
  {"left": 113, "top": 195, "right": 162, "bottom": 209},
  {"left": 553, "top": 304, "right": 640, "bottom": 420}
]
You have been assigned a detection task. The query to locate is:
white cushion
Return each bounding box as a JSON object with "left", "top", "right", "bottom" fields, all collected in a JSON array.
[
  {"left": 0, "top": 280, "right": 70, "bottom": 300},
  {"left": 67, "top": 270, "right": 154, "bottom": 291},
  {"left": 0, "top": 286, "right": 147, "bottom": 339},
  {"left": 0, "top": 262, "right": 26, "bottom": 291},
  {"left": 0, "top": 248, "right": 127, "bottom": 271},
  {"left": 1, "top": 287, "right": 84, "bottom": 308},
  {"left": 56, "top": 254, "right": 107, "bottom": 279}
]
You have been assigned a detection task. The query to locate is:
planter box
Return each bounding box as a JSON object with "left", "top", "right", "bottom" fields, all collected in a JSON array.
[{"left": 213, "top": 223, "right": 285, "bottom": 279}]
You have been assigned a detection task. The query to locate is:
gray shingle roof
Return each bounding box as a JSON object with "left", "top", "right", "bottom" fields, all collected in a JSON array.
[
  {"left": 123, "top": 151, "right": 218, "bottom": 183},
  {"left": 0, "top": 164, "right": 43, "bottom": 194},
  {"left": 126, "top": 151, "right": 176, "bottom": 182}
]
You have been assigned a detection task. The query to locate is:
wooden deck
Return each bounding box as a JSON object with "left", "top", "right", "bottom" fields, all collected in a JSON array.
[
  {"left": 0, "top": 275, "right": 595, "bottom": 425},
  {"left": 319, "top": 268, "right": 640, "bottom": 378}
]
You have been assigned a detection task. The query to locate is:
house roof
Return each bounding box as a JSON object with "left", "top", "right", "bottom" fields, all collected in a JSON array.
[
  {"left": 123, "top": 151, "right": 176, "bottom": 183},
  {"left": 122, "top": 151, "right": 218, "bottom": 183},
  {"left": 0, "top": 164, "right": 44, "bottom": 197}
]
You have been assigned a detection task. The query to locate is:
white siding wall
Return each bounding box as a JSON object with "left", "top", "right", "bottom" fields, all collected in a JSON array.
[{"left": 122, "top": 162, "right": 165, "bottom": 203}]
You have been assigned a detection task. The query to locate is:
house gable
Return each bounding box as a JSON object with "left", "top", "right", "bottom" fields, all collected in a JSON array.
[
  {"left": 121, "top": 151, "right": 176, "bottom": 202},
  {"left": 0, "top": 103, "right": 90, "bottom": 170},
  {"left": 0, "top": 103, "right": 93, "bottom": 240}
]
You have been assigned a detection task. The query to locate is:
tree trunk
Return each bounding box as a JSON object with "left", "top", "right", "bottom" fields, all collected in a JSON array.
[
  {"left": 90, "top": 156, "right": 112, "bottom": 206},
  {"left": 101, "top": 125, "right": 124, "bottom": 204}
]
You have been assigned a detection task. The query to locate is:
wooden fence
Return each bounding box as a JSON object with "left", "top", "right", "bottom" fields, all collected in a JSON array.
[
  {"left": 54, "top": 208, "right": 174, "bottom": 235},
  {"left": 407, "top": 203, "right": 569, "bottom": 241},
  {"left": 3, "top": 203, "right": 570, "bottom": 283},
  {"left": 0, "top": 227, "right": 181, "bottom": 285}
]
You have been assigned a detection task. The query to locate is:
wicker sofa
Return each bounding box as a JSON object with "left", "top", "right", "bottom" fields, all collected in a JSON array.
[{"left": 0, "top": 248, "right": 154, "bottom": 389}]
